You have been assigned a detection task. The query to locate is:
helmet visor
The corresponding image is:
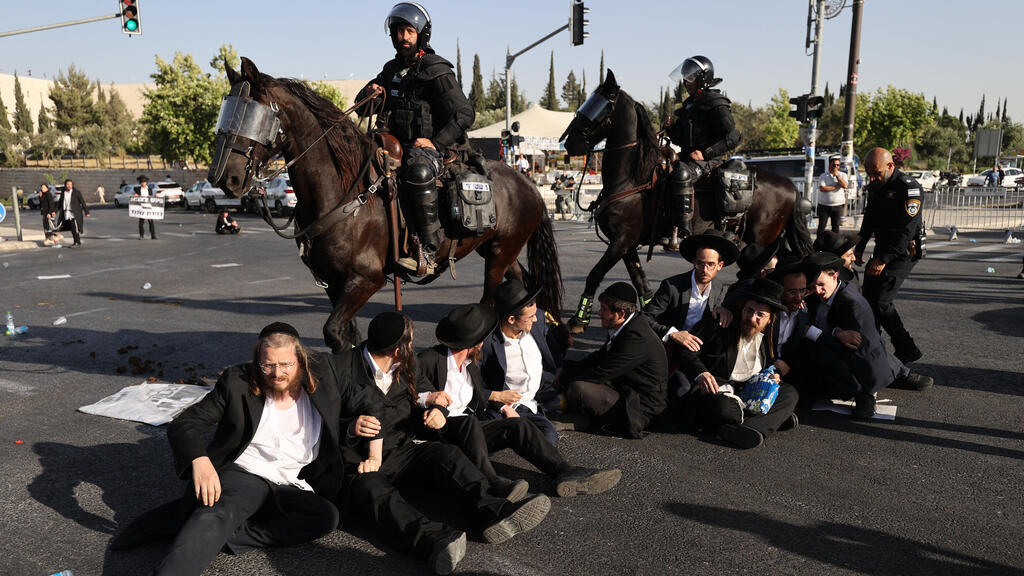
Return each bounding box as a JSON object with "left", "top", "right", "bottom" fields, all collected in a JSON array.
[
  {"left": 576, "top": 93, "right": 612, "bottom": 123},
  {"left": 669, "top": 59, "right": 704, "bottom": 85},
  {"left": 386, "top": 2, "right": 428, "bottom": 34}
]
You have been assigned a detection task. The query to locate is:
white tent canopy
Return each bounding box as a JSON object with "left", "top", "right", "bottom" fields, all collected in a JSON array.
[{"left": 468, "top": 104, "right": 576, "bottom": 152}]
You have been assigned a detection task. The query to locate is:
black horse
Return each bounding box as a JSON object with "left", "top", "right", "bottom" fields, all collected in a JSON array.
[
  {"left": 211, "top": 58, "right": 562, "bottom": 352},
  {"left": 560, "top": 69, "right": 813, "bottom": 333}
]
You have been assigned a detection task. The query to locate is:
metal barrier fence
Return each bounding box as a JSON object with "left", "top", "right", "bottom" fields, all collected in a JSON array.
[{"left": 925, "top": 186, "right": 1024, "bottom": 231}]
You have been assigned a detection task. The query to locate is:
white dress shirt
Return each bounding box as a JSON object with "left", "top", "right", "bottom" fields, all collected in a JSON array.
[
  {"left": 234, "top": 390, "right": 322, "bottom": 491},
  {"left": 501, "top": 328, "right": 543, "bottom": 413},
  {"left": 664, "top": 271, "right": 712, "bottom": 341},
  {"left": 363, "top": 345, "right": 399, "bottom": 395}
]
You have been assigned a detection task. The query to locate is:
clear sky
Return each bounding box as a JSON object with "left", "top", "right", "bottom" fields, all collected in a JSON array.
[{"left": 1, "top": 0, "right": 1017, "bottom": 121}]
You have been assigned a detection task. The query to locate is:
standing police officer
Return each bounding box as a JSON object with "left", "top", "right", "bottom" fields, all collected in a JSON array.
[
  {"left": 357, "top": 2, "right": 475, "bottom": 273},
  {"left": 854, "top": 147, "right": 924, "bottom": 364},
  {"left": 662, "top": 55, "right": 742, "bottom": 245}
]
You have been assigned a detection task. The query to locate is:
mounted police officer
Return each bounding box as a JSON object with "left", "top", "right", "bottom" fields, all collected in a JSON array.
[
  {"left": 357, "top": 2, "right": 476, "bottom": 273},
  {"left": 662, "top": 55, "right": 742, "bottom": 246},
  {"left": 854, "top": 147, "right": 925, "bottom": 365}
]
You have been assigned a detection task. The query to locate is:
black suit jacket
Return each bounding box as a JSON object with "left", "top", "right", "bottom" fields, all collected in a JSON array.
[
  {"left": 479, "top": 310, "right": 562, "bottom": 404},
  {"left": 331, "top": 345, "right": 426, "bottom": 465},
  {"left": 418, "top": 345, "right": 494, "bottom": 417},
  {"left": 774, "top": 308, "right": 812, "bottom": 363},
  {"left": 56, "top": 187, "right": 90, "bottom": 233},
  {"left": 644, "top": 270, "right": 726, "bottom": 338},
  {"left": 805, "top": 282, "right": 891, "bottom": 394},
  {"left": 167, "top": 352, "right": 344, "bottom": 501},
  {"left": 567, "top": 314, "right": 668, "bottom": 437},
  {"left": 677, "top": 320, "right": 777, "bottom": 384}
]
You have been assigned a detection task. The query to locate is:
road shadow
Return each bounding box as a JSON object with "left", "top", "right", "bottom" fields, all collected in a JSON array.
[
  {"left": 914, "top": 363, "right": 1023, "bottom": 398},
  {"left": 665, "top": 502, "right": 1021, "bottom": 576},
  {"left": 971, "top": 306, "right": 1024, "bottom": 338}
]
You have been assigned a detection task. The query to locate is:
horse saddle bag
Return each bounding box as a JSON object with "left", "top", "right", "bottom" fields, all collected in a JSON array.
[
  {"left": 443, "top": 169, "right": 496, "bottom": 237},
  {"left": 714, "top": 159, "right": 755, "bottom": 216}
]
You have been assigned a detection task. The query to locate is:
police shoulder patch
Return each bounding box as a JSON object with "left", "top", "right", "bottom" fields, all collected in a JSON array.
[
  {"left": 905, "top": 198, "right": 921, "bottom": 217},
  {"left": 907, "top": 188, "right": 921, "bottom": 197}
]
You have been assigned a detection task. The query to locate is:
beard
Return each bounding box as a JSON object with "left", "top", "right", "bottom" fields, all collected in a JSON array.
[
  {"left": 739, "top": 321, "right": 761, "bottom": 341},
  {"left": 394, "top": 40, "right": 418, "bottom": 61}
]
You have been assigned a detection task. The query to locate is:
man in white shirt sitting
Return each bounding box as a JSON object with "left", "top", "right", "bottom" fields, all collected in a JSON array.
[{"left": 121, "top": 322, "right": 344, "bottom": 576}]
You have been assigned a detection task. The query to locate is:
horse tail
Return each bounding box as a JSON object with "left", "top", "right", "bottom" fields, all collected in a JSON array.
[
  {"left": 528, "top": 212, "right": 564, "bottom": 319},
  {"left": 784, "top": 189, "right": 814, "bottom": 257}
]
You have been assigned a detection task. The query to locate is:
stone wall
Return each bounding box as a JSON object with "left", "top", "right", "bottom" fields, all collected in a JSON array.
[{"left": 0, "top": 168, "right": 207, "bottom": 203}]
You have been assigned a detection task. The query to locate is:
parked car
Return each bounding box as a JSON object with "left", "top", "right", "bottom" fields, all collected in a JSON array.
[
  {"left": 182, "top": 180, "right": 240, "bottom": 212},
  {"left": 24, "top": 186, "right": 63, "bottom": 210},
  {"left": 259, "top": 174, "right": 297, "bottom": 216},
  {"left": 182, "top": 181, "right": 206, "bottom": 210},
  {"left": 966, "top": 168, "right": 1023, "bottom": 187},
  {"left": 904, "top": 170, "right": 939, "bottom": 191},
  {"left": 152, "top": 181, "right": 184, "bottom": 206},
  {"left": 113, "top": 184, "right": 139, "bottom": 207}
]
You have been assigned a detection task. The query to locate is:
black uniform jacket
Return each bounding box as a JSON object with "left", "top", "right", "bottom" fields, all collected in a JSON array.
[
  {"left": 855, "top": 169, "right": 924, "bottom": 265},
  {"left": 667, "top": 89, "right": 742, "bottom": 159},
  {"left": 566, "top": 314, "right": 668, "bottom": 437},
  {"left": 644, "top": 271, "right": 727, "bottom": 338},
  {"left": 168, "top": 352, "right": 345, "bottom": 502}
]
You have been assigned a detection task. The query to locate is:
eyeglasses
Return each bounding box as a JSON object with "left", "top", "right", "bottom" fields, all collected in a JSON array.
[
  {"left": 258, "top": 361, "right": 296, "bottom": 374},
  {"left": 693, "top": 261, "right": 720, "bottom": 269}
]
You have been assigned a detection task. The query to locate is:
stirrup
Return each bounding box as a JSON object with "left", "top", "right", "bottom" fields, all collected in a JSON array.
[{"left": 395, "top": 241, "right": 436, "bottom": 276}]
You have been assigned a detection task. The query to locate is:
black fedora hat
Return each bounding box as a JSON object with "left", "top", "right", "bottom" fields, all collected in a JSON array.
[
  {"left": 436, "top": 303, "right": 497, "bottom": 350},
  {"left": 736, "top": 240, "right": 780, "bottom": 280},
  {"left": 813, "top": 231, "right": 860, "bottom": 256},
  {"left": 801, "top": 251, "right": 846, "bottom": 279},
  {"left": 768, "top": 254, "right": 806, "bottom": 282},
  {"left": 735, "top": 277, "right": 786, "bottom": 312},
  {"left": 679, "top": 230, "right": 739, "bottom": 266},
  {"left": 493, "top": 279, "right": 541, "bottom": 318}
]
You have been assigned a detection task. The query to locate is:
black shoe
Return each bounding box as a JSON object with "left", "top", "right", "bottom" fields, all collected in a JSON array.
[
  {"left": 67, "top": 242, "right": 81, "bottom": 249},
  {"left": 718, "top": 424, "right": 764, "bottom": 449},
  {"left": 890, "top": 372, "right": 933, "bottom": 391},
  {"left": 895, "top": 346, "right": 922, "bottom": 365},
  {"left": 852, "top": 393, "right": 876, "bottom": 419},
  {"left": 427, "top": 530, "right": 466, "bottom": 575},
  {"left": 482, "top": 494, "right": 551, "bottom": 544},
  {"left": 555, "top": 466, "right": 622, "bottom": 498},
  {"left": 779, "top": 413, "right": 799, "bottom": 432},
  {"left": 489, "top": 477, "right": 529, "bottom": 503}
]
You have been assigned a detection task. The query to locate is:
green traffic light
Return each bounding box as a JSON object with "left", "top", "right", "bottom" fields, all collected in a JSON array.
[{"left": 125, "top": 18, "right": 138, "bottom": 31}]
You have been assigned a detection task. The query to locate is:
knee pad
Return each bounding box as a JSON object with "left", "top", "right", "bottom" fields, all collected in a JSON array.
[
  {"left": 403, "top": 158, "right": 436, "bottom": 188},
  {"left": 670, "top": 161, "right": 697, "bottom": 187}
]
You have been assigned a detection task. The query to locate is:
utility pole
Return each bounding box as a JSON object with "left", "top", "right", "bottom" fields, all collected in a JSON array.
[
  {"left": 840, "top": 0, "right": 864, "bottom": 188},
  {"left": 802, "top": 0, "right": 826, "bottom": 202}
]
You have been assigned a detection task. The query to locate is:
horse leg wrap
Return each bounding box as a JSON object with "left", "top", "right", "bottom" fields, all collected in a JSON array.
[{"left": 573, "top": 295, "right": 593, "bottom": 325}]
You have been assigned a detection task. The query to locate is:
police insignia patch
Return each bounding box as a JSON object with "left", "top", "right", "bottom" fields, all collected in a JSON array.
[
  {"left": 905, "top": 199, "right": 921, "bottom": 217},
  {"left": 907, "top": 188, "right": 921, "bottom": 197}
]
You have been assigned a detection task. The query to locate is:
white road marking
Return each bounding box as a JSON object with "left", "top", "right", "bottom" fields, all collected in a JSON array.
[
  {"left": 247, "top": 276, "right": 292, "bottom": 284},
  {"left": 37, "top": 274, "right": 71, "bottom": 280},
  {"left": 0, "top": 378, "right": 36, "bottom": 396},
  {"left": 211, "top": 263, "right": 241, "bottom": 268}
]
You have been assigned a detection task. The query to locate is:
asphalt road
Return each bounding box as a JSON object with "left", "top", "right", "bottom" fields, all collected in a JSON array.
[{"left": 0, "top": 205, "right": 1022, "bottom": 576}]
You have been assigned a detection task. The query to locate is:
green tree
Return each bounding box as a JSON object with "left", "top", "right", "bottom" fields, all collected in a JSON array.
[
  {"left": 859, "top": 86, "right": 933, "bottom": 151},
  {"left": 484, "top": 73, "right": 526, "bottom": 114},
  {"left": 468, "top": 54, "right": 485, "bottom": 112},
  {"left": 599, "top": 50, "right": 605, "bottom": 84},
  {"left": 732, "top": 101, "right": 770, "bottom": 151},
  {"left": 37, "top": 97, "right": 52, "bottom": 132},
  {"left": 540, "top": 52, "right": 559, "bottom": 111},
  {"left": 49, "top": 64, "right": 98, "bottom": 134},
  {"left": 13, "top": 73, "right": 33, "bottom": 134},
  {"left": 561, "top": 70, "right": 581, "bottom": 111},
  {"left": 209, "top": 43, "right": 240, "bottom": 78},
  {"left": 759, "top": 88, "right": 800, "bottom": 148},
  {"left": 0, "top": 91, "right": 10, "bottom": 131},
  {"left": 141, "top": 52, "right": 225, "bottom": 164},
  {"left": 456, "top": 40, "right": 463, "bottom": 89},
  {"left": 104, "top": 83, "right": 135, "bottom": 153},
  {"left": 304, "top": 80, "right": 348, "bottom": 110}
]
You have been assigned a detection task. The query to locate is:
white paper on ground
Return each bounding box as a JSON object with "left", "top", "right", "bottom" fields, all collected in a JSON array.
[
  {"left": 78, "top": 382, "right": 212, "bottom": 426},
  {"left": 812, "top": 398, "right": 897, "bottom": 421}
]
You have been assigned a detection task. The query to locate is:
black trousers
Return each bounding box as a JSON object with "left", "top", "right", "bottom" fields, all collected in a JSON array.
[
  {"left": 862, "top": 257, "right": 918, "bottom": 357},
  {"left": 347, "top": 441, "right": 507, "bottom": 558},
  {"left": 430, "top": 416, "right": 568, "bottom": 482},
  {"left": 566, "top": 380, "right": 625, "bottom": 423},
  {"left": 816, "top": 203, "right": 845, "bottom": 234},
  {"left": 483, "top": 405, "right": 559, "bottom": 446},
  {"left": 139, "top": 218, "right": 157, "bottom": 239},
  {"left": 681, "top": 383, "right": 798, "bottom": 438},
  {"left": 153, "top": 464, "right": 339, "bottom": 576}
]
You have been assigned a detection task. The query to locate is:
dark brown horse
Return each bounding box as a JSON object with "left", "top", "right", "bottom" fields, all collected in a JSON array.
[
  {"left": 211, "top": 58, "right": 562, "bottom": 352},
  {"left": 560, "top": 70, "right": 812, "bottom": 333}
]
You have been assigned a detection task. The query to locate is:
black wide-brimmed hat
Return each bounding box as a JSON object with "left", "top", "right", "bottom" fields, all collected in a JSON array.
[
  {"left": 679, "top": 230, "right": 739, "bottom": 266},
  {"left": 813, "top": 231, "right": 860, "bottom": 256},
  {"left": 493, "top": 279, "right": 541, "bottom": 318},
  {"left": 768, "top": 254, "right": 806, "bottom": 282},
  {"left": 368, "top": 311, "right": 407, "bottom": 351},
  {"left": 734, "top": 277, "right": 786, "bottom": 312},
  {"left": 736, "top": 240, "right": 780, "bottom": 280},
  {"left": 801, "top": 251, "right": 846, "bottom": 279},
  {"left": 436, "top": 303, "right": 497, "bottom": 350},
  {"left": 600, "top": 281, "right": 638, "bottom": 307}
]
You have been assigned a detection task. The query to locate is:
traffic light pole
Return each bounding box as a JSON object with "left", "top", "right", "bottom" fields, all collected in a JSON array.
[
  {"left": 840, "top": 0, "right": 864, "bottom": 186},
  {"left": 0, "top": 13, "right": 120, "bottom": 38},
  {"left": 802, "top": 0, "right": 826, "bottom": 203}
]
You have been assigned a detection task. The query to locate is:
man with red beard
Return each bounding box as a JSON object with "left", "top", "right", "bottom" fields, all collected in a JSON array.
[{"left": 674, "top": 278, "right": 799, "bottom": 449}]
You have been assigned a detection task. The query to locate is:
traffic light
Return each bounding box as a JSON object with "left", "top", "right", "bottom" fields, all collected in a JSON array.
[
  {"left": 569, "top": 1, "right": 589, "bottom": 46},
  {"left": 500, "top": 129, "right": 511, "bottom": 148},
  {"left": 805, "top": 95, "right": 825, "bottom": 120},
  {"left": 788, "top": 94, "right": 808, "bottom": 123},
  {"left": 120, "top": 0, "right": 140, "bottom": 35}
]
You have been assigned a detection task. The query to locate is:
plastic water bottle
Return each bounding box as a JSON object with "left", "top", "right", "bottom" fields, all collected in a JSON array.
[
  {"left": 142, "top": 282, "right": 152, "bottom": 290},
  {"left": 5, "top": 311, "right": 15, "bottom": 335},
  {"left": 986, "top": 267, "right": 996, "bottom": 274},
  {"left": 49, "top": 571, "right": 74, "bottom": 576},
  {"left": 53, "top": 316, "right": 68, "bottom": 326}
]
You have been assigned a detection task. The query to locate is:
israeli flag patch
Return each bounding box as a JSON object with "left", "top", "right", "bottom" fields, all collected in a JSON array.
[{"left": 907, "top": 188, "right": 921, "bottom": 197}]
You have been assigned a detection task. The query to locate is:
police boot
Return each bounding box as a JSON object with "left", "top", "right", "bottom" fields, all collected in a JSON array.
[
  {"left": 661, "top": 162, "right": 696, "bottom": 249},
  {"left": 397, "top": 165, "right": 442, "bottom": 274}
]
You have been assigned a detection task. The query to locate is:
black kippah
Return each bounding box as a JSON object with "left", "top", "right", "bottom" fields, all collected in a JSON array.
[
  {"left": 601, "top": 281, "right": 637, "bottom": 306},
  {"left": 259, "top": 321, "right": 300, "bottom": 340},
  {"left": 368, "top": 311, "right": 406, "bottom": 351}
]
